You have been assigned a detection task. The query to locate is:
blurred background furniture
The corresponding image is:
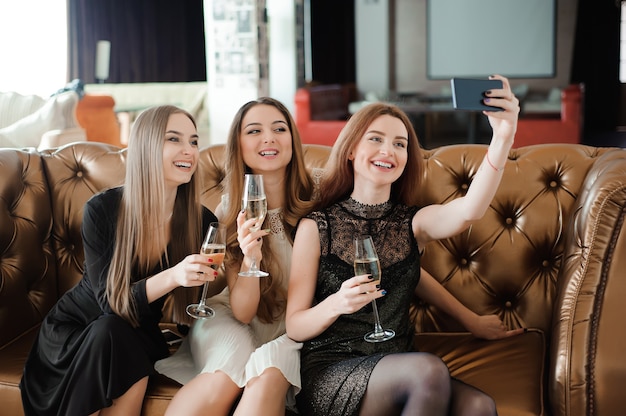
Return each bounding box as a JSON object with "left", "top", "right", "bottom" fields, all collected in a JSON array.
[
  {"left": 85, "top": 82, "right": 210, "bottom": 146},
  {"left": 1, "top": 138, "right": 625, "bottom": 415},
  {"left": 294, "top": 83, "right": 357, "bottom": 146},
  {"left": 0, "top": 90, "right": 86, "bottom": 149},
  {"left": 75, "top": 94, "right": 121, "bottom": 147},
  {"left": 514, "top": 84, "right": 584, "bottom": 148}
]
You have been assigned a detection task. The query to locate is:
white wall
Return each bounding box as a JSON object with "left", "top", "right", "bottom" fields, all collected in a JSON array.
[
  {"left": 355, "top": 0, "right": 390, "bottom": 95},
  {"left": 267, "top": 0, "right": 297, "bottom": 114}
]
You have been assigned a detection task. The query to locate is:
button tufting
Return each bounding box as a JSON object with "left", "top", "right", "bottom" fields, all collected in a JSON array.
[
  {"left": 505, "top": 301, "right": 512, "bottom": 308},
  {"left": 505, "top": 217, "right": 513, "bottom": 225},
  {"left": 460, "top": 258, "right": 468, "bottom": 265},
  {"left": 549, "top": 180, "right": 557, "bottom": 188},
  {"left": 461, "top": 183, "right": 468, "bottom": 190},
  {"left": 76, "top": 171, "right": 84, "bottom": 178},
  {"left": 542, "top": 260, "right": 549, "bottom": 267}
]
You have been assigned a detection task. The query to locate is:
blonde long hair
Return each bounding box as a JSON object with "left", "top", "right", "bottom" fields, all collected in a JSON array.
[
  {"left": 223, "top": 97, "right": 315, "bottom": 323},
  {"left": 318, "top": 102, "right": 424, "bottom": 209},
  {"left": 106, "top": 105, "right": 203, "bottom": 327}
]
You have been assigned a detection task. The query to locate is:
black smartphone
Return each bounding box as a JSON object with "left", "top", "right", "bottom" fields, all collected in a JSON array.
[
  {"left": 162, "top": 329, "right": 183, "bottom": 346},
  {"left": 450, "top": 78, "right": 504, "bottom": 111}
]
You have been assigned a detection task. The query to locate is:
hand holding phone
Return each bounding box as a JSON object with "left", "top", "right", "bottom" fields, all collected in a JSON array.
[{"left": 451, "top": 78, "right": 504, "bottom": 112}]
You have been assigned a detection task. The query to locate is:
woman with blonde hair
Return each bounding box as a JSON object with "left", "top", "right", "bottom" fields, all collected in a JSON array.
[{"left": 20, "top": 105, "right": 218, "bottom": 415}]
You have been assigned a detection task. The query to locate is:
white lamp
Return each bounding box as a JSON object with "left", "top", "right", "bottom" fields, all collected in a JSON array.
[{"left": 95, "top": 40, "right": 111, "bottom": 83}]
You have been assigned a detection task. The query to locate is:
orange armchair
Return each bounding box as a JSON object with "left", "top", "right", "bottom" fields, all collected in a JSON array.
[
  {"left": 294, "top": 83, "right": 357, "bottom": 146},
  {"left": 514, "top": 84, "right": 584, "bottom": 148}
]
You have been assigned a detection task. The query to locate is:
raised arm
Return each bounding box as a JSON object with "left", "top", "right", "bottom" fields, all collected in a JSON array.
[{"left": 414, "top": 75, "right": 519, "bottom": 246}]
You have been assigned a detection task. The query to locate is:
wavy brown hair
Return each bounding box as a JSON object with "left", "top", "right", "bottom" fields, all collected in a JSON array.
[
  {"left": 317, "top": 102, "right": 424, "bottom": 210},
  {"left": 106, "top": 105, "right": 203, "bottom": 327},
  {"left": 222, "top": 97, "right": 315, "bottom": 323}
]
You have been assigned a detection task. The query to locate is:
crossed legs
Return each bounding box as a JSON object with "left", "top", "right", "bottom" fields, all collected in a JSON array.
[{"left": 359, "top": 352, "right": 497, "bottom": 416}]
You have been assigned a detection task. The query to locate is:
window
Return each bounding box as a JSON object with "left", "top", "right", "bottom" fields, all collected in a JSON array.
[
  {"left": 0, "top": 0, "right": 67, "bottom": 97},
  {"left": 619, "top": 1, "right": 626, "bottom": 83}
]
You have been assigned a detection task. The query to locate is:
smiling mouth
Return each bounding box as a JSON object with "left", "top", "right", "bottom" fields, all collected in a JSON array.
[
  {"left": 373, "top": 161, "right": 393, "bottom": 169},
  {"left": 174, "top": 161, "right": 192, "bottom": 168},
  {"left": 260, "top": 150, "right": 278, "bottom": 156}
]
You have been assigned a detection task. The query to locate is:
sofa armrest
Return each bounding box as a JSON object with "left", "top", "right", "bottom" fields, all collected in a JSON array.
[{"left": 550, "top": 148, "right": 626, "bottom": 416}]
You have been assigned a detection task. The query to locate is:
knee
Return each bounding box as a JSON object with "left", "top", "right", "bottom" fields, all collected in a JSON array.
[
  {"left": 88, "top": 314, "right": 134, "bottom": 344},
  {"left": 248, "top": 368, "right": 288, "bottom": 392},
  {"left": 462, "top": 392, "right": 498, "bottom": 416},
  {"left": 417, "top": 354, "right": 451, "bottom": 394}
]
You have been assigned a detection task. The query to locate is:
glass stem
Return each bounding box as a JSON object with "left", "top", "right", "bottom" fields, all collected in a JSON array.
[
  {"left": 370, "top": 299, "right": 385, "bottom": 336},
  {"left": 197, "top": 281, "right": 209, "bottom": 307},
  {"left": 249, "top": 257, "right": 259, "bottom": 272}
]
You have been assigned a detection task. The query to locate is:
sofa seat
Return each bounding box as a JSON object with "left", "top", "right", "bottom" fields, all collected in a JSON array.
[{"left": 1, "top": 141, "right": 625, "bottom": 415}]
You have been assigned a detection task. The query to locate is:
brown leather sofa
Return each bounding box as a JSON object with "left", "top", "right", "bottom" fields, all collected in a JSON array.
[{"left": 1, "top": 141, "right": 625, "bottom": 415}]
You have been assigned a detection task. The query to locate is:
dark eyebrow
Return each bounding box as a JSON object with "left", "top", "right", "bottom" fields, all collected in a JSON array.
[
  {"left": 166, "top": 129, "right": 199, "bottom": 139},
  {"left": 243, "top": 120, "right": 287, "bottom": 129},
  {"left": 366, "top": 129, "right": 408, "bottom": 141}
]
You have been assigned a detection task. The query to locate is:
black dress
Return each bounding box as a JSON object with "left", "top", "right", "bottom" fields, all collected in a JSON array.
[
  {"left": 297, "top": 198, "right": 421, "bottom": 416},
  {"left": 19, "top": 187, "right": 217, "bottom": 416}
]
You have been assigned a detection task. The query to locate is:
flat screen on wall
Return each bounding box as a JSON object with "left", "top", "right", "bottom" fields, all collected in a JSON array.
[{"left": 427, "top": 0, "right": 556, "bottom": 79}]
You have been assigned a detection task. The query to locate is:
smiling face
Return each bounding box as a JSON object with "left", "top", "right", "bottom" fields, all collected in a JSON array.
[
  {"left": 350, "top": 114, "right": 408, "bottom": 191},
  {"left": 239, "top": 104, "right": 293, "bottom": 176},
  {"left": 162, "top": 112, "right": 199, "bottom": 191}
]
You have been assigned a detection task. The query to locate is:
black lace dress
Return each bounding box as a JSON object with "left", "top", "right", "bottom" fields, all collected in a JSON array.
[{"left": 297, "top": 198, "right": 421, "bottom": 416}]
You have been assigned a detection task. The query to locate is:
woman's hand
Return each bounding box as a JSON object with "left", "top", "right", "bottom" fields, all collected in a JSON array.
[
  {"left": 330, "top": 274, "right": 385, "bottom": 315},
  {"left": 170, "top": 254, "right": 218, "bottom": 288},
  {"left": 483, "top": 74, "right": 520, "bottom": 142},
  {"left": 236, "top": 210, "right": 269, "bottom": 268},
  {"left": 466, "top": 314, "right": 526, "bottom": 340}
]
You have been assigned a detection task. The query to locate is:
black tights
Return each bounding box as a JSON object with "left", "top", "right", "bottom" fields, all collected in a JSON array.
[{"left": 359, "top": 353, "right": 497, "bottom": 416}]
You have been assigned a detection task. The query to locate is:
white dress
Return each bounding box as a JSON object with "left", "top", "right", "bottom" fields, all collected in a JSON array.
[{"left": 154, "top": 206, "right": 302, "bottom": 409}]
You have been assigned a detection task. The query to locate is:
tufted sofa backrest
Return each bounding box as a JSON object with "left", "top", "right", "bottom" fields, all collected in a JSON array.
[
  {"left": 0, "top": 141, "right": 622, "bottom": 351},
  {"left": 412, "top": 145, "right": 619, "bottom": 336}
]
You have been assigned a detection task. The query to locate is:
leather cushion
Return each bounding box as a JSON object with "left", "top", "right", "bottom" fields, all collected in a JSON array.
[{"left": 415, "top": 330, "right": 545, "bottom": 416}]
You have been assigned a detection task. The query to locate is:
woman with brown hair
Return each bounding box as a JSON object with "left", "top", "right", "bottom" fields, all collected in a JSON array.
[
  {"left": 20, "top": 105, "right": 218, "bottom": 415},
  {"left": 157, "top": 97, "right": 318, "bottom": 415},
  {"left": 287, "top": 75, "right": 524, "bottom": 416}
]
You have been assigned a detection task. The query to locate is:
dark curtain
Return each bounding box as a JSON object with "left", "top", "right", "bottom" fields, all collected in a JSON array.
[
  {"left": 309, "top": 0, "right": 355, "bottom": 85},
  {"left": 570, "top": 0, "right": 620, "bottom": 142},
  {"left": 68, "top": 0, "right": 206, "bottom": 84}
]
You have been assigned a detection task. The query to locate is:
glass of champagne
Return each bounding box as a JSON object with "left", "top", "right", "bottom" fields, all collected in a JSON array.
[
  {"left": 354, "top": 235, "right": 395, "bottom": 343},
  {"left": 238, "top": 174, "right": 269, "bottom": 278},
  {"left": 186, "top": 222, "right": 226, "bottom": 319}
]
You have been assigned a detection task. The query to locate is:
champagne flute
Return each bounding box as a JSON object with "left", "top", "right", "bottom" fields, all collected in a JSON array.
[
  {"left": 354, "top": 235, "right": 395, "bottom": 343},
  {"left": 239, "top": 174, "right": 269, "bottom": 278},
  {"left": 186, "top": 222, "right": 226, "bottom": 319}
]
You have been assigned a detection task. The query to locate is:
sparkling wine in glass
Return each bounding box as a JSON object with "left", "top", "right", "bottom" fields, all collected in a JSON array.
[
  {"left": 354, "top": 235, "right": 395, "bottom": 343},
  {"left": 187, "top": 222, "right": 226, "bottom": 319},
  {"left": 239, "top": 174, "right": 269, "bottom": 278}
]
